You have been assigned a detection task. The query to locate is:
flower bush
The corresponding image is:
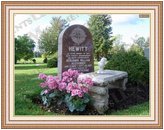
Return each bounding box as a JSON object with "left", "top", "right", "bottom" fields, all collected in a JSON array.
[{"left": 38, "top": 69, "right": 93, "bottom": 112}]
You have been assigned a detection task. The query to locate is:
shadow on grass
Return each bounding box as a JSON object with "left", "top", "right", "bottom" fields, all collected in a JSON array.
[
  {"left": 15, "top": 64, "right": 47, "bottom": 70},
  {"left": 15, "top": 63, "right": 59, "bottom": 115},
  {"left": 15, "top": 73, "right": 58, "bottom": 82},
  {"left": 15, "top": 72, "right": 58, "bottom": 115}
]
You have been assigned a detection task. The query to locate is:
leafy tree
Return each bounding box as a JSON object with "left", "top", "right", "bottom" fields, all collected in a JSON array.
[
  {"left": 133, "top": 36, "right": 149, "bottom": 49},
  {"left": 145, "top": 37, "right": 150, "bottom": 48},
  {"left": 113, "top": 34, "right": 125, "bottom": 46},
  {"left": 110, "top": 44, "right": 125, "bottom": 55},
  {"left": 38, "top": 17, "right": 68, "bottom": 55},
  {"left": 15, "top": 34, "right": 35, "bottom": 64},
  {"left": 129, "top": 44, "right": 144, "bottom": 56},
  {"left": 88, "top": 15, "right": 114, "bottom": 60},
  {"left": 109, "top": 34, "right": 125, "bottom": 56}
]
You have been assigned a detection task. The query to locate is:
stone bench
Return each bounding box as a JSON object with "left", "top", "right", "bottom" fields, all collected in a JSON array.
[{"left": 79, "top": 70, "right": 128, "bottom": 114}]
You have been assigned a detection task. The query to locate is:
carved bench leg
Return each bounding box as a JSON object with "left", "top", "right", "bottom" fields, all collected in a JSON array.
[
  {"left": 90, "top": 88, "right": 109, "bottom": 114},
  {"left": 122, "top": 78, "right": 128, "bottom": 90}
]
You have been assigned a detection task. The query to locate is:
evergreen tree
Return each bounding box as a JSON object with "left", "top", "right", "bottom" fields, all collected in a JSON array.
[{"left": 88, "top": 15, "right": 114, "bottom": 60}]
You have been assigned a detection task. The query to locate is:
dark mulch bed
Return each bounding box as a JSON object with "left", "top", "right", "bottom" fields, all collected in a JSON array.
[
  {"left": 32, "top": 95, "right": 99, "bottom": 115},
  {"left": 32, "top": 82, "right": 149, "bottom": 115},
  {"left": 107, "top": 82, "right": 149, "bottom": 113}
]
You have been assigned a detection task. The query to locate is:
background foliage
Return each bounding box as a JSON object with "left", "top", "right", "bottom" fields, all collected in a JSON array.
[
  {"left": 15, "top": 34, "right": 35, "bottom": 64},
  {"left": 38, "top": 17, "right": 68, "bottom": 55},
  {"left": 105, "top": 50, "right": 149, "bottom": 85},
  {"left": 88, "top": 15, "right": 115, "bottom": 60},
  {"left": 47, "top": 57, "right": 58, "bottom": 68}
]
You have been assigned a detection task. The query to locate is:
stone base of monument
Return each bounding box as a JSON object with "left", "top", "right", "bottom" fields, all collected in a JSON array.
[{"left": 79, "top": 70, "right": 128, "bottom": 114}]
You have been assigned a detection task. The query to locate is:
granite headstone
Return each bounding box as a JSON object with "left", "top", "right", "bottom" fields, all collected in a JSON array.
[{"left": 58, "top": 24, "right": 94, "bottom": 76}]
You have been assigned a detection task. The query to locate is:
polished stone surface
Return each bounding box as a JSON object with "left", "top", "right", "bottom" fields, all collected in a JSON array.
[{"left": 58, "top": 24, "right": 94, "bottom": 77}]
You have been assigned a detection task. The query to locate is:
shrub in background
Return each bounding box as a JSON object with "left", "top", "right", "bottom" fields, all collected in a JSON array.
[
  {"left": 47, "top": 57, "right": 57, "bottom": 68},
  {"left": 105, "top": 51, "right": 149, "bottom": 85},
  {"left": 43, "top": 58, "right": 48, "bottom": 63},
  {"left": 32, "top": 59, "right": 36, "bottom": 64},
  {"left": 107, "top": 44, "right": 125, "bottom": 60},
  {"left": 129, "top": 44, "right": 144, "bottom": 56},
  {"left": 47, "top": 53, "right": 58, "bottom": 68}
]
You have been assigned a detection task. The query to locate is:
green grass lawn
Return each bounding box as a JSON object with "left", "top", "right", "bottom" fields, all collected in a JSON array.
[
  {"left": 109, "top": 102, "right": 149, "bottom": 115},
  {"left": 17, "top": 57, "right": 44, "bottom": 64},
  {"left": 15, "top": 63, "right": 57, "bottom": 115},
  {"left": 15, "top": 61, "right": 149, "bottom": 115}
]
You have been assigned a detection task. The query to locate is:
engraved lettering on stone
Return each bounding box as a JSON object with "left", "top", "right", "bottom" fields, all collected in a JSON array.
[{"left": 58, "top": 24, "right": 94, "bottom": 75}]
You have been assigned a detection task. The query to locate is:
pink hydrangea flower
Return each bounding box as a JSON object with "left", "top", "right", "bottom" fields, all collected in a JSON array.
[
  {"left": 58, "top": 82, "right": 67, "bottom": 91},
  {"left": 40, "top": 82, "right": 47, "bottom": 88},
  {"left": 66, "top": 82, "right": 74, "bottom": 93},
  {"left": 77, "top": 79, "right": 82, "bottom": 84},
  {"left": 73, "top": 83, "right": 80, "bottom": 89},
  {"left": 38, "top": 73, "right": 47, "bottom": 80},
  {"left": 62, "top": 69, "right": 79, "bottom": 81},
  {"left": 84, "top": 78, "right": 93, "bottom": 86},
  {"left": 62, "top": 76, "right": 68, "bottom": 82},
  {"left": 71, "top": 89, "right": 79, "bottom": 96},
  {"left": 54, "top": 76, "right": 61, "bottom": 84},
  {"left": 77, "top": 90, "right": 83, "bottom": 97},
  {"left": 81, "top": 87, "right": 89, "bottom": 93},
  {"left": 71, "top": 89, "right": 84, "bottom": 97},
  {"left": 67, "top": 77, "right": 73, "bottom": 83},
  {"left": 38, "top": 69, "right": 93, "bottom": 98},
  {"left": 68, "top": 69, "right": 74, "bottom": 77},
  {"left": 46, "top": 75, "right": 58, "bottom": 89},
  {"left": 62, "top": 76, "right": 72, "bottom": 83},
  {"left": 70, "top": 69, "right": 79, "bottom": 79},
  {"left": 62, "top": 71, "right": 69, "bottom": 77},
  {"left": 44, "top": 89, "right": 49, "bottom": 94}
]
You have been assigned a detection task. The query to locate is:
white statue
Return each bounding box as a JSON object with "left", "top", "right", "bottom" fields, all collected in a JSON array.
[{"left": 97, "top": 57, "right": 107, "bottom": 74}]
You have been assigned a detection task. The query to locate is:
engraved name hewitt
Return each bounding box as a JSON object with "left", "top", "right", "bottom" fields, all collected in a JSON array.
[{"left": 68, "top": 46, "right": 88, "bottom": 51}]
